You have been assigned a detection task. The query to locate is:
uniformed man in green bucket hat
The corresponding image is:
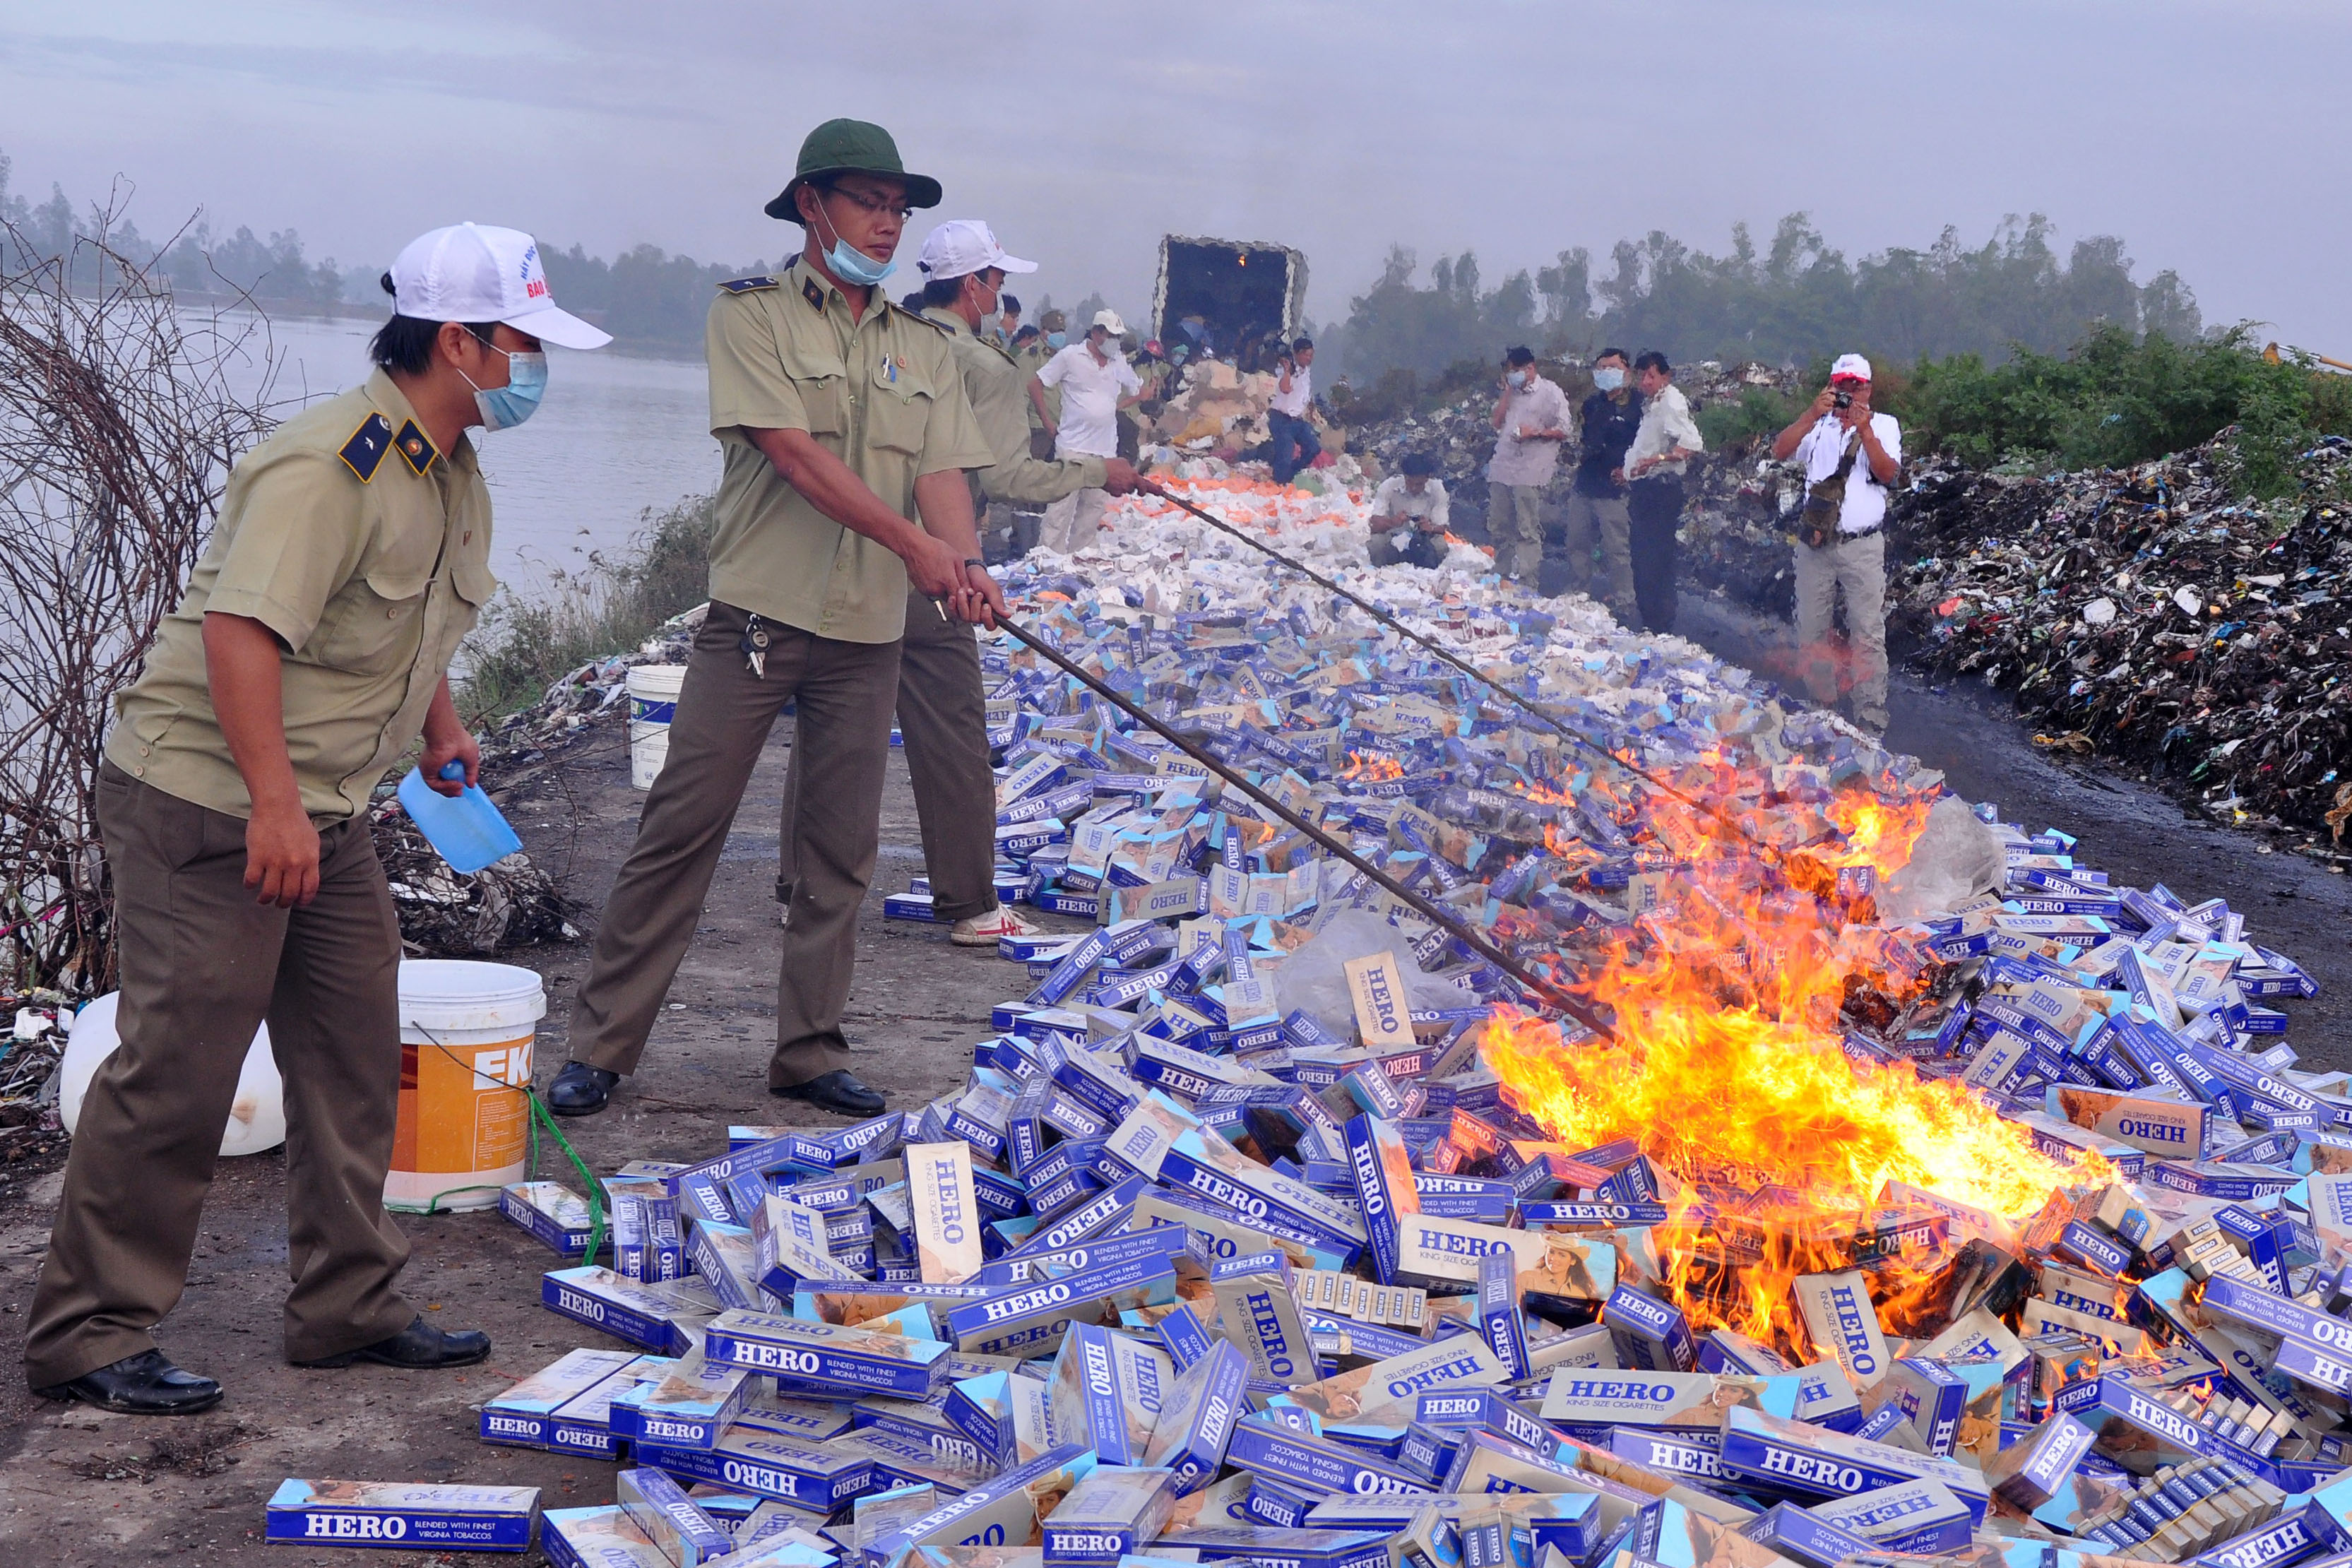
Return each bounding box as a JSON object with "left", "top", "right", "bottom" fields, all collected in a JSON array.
[{"left": 552, "top": 119, "right": 997, "bottom": 1120}]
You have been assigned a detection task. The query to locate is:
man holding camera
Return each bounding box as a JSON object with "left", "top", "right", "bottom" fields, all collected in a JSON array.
[{"left": 1771, "top": 353, "right": 1901, "bottom": 733}]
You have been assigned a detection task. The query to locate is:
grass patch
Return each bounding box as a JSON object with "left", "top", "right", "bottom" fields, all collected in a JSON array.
[{"left": 457, "top": 492, "right": 717, "bottom": 724}]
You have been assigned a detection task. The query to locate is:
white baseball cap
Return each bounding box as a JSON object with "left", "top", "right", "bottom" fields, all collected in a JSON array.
[
  {"left": 1091, "top": 309, "right": 1127, "bottom": 336},
  {"left": 915, "top": 220, "right": 1038, "bottom": 279},
  {"left": 1830, "top": 352, "right": 1872, "bottom": 382},
  {"left": 390, "top": 222, "right": 612, "bottom": 350}
]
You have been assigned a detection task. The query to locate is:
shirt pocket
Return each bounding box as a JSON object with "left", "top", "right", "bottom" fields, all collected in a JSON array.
[
  {"left": 866, "top": 355, "right": 938, "bottom": 457},
  {"left": 783, "top": 343, "right": 850, "bottom": 438},
  {"left": 311, "top": 560, "right": 433, "bottom": 678}
]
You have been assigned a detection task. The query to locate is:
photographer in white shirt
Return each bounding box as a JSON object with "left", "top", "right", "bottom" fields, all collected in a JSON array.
[{"left": 1771, "top": 352, "right": 1902, "bottom": 733}]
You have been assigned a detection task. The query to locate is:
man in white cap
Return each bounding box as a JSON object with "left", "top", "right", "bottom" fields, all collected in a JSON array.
[
  {"left": 1031, "top": 307, "right": 1142, "bottom": 552},
  {"left": 25, "top": 224, "right": 609, "bottom": 1414},
  {"left": 776, "top": 220, "right": 1139, "bottom": 948},
  {"left": 1771, "top": 352, "right": 1902, "bottom": 732}
]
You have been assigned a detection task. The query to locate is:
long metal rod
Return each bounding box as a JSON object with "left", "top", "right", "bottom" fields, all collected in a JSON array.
[
  {"left": 1139, "top": 480, "right": 1785, "bottom": 863},
  {"left": 992, "top": 612, "right": 1612, "bottom": 1040}
]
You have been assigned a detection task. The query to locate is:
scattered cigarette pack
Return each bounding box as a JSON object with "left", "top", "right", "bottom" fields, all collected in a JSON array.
[{"left": 264, "top": 1480, "right": 540, "bottom": 1552}]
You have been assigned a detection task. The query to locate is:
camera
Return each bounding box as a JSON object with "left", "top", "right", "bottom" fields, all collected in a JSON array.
[{"left": 1831, "top": 388, "right": 1853, "bottom": 410}]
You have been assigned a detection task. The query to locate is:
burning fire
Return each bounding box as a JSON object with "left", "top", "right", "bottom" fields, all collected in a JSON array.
[
  {"left": 1480, "top": 783, "right": 2105, "bottom": 1358},
  {"left": 1340, "top": 750, "right": 1406, "bottom": 782}
]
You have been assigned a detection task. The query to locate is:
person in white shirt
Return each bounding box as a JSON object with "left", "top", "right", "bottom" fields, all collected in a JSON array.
[
  {"left": 1031, "top": 309, "right": 1142, "bottom": 552},
  {"left": 1622, "top": 350, "right": 1704, "bottom": 631},
  {"left": 1269, "top": 336, "right": 1321, "bottom": 484},
  {"left": 1771, "top": 352, "right": 1902, "bottom": 732},
  {"left": 1367, "top": 452, "right": 1450, "bottom": 568},
  {"left": 1485, "top": 345, "right": 1572, "bottom": 581}
]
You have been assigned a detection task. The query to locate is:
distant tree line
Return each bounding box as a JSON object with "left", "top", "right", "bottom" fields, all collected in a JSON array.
[
  {"left": 1325, "top": 212, "right": 2208, "bottom": 385},
  {"left": 1, "top": 152, "right": 352, "bottom": 307},
  {"left": 0, "top": 150, "right": 769, "bottom": 345}
]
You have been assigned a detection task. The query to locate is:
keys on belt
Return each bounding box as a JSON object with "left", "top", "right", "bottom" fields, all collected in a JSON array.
[{"left": 740, "top": 613, "right": 769, "bottom": 679}]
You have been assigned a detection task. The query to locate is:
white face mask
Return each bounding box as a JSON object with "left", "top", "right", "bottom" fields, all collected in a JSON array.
[{"left": 1514, "top": 369, "right": 1535, "bottom": 390}]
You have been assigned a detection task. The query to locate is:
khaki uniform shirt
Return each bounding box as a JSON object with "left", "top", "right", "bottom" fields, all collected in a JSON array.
[
  {"left": 108, "top": 370, "right": 494, "bottom": 821},
  {"left": 918, "top": 306, "right": 1104, "bottom": 506},
  {"left": 1020, "top": 343, "right": 1062, "bottom": 430},
  {"left": 705, "top": 259, "right": 994, "bottom": 644}
]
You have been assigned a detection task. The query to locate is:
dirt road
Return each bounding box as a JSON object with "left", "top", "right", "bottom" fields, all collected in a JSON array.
[{"left": 0, "top": 717, "right": 1067, "bottom": 1562}]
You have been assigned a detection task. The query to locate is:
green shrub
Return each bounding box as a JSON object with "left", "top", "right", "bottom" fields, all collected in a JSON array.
[
  {"left": 1903, "top": 323, "right": 2316, "bottom": 486},
  {"left": 457, "top": 493, "right": 717, "bottom": 723},
  {"left": 1697, "top": 386, "right": 1806, "bottom": 453}
]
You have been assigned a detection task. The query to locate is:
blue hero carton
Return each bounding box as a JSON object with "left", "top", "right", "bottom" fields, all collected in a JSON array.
[
  {"left": 265, "top": 1481, "right": 540, "bottom": 1552},
  {"left": 1040, "top": 1466, "right": 1179, "bottom": 1568},
  {"left": 542, "top": 1266, "right": 712, "bottom": 1354},
  {"left": 1142, "top": 1340, "right": 1252, "bottom": 1493},
  {"left": 1156, "top": 1526, "right": 1394, "bottom": 1568},
  {"left": 1603, "top": 1284, "right": 1697, "bottom": 1373},
  {"left": 858, "top": 1444, "right": 1097, "bottom": 1566},
  {"left": 614, "top": 1467, "right": 731, "bottom": 1568},
  {"left": 631, "top": 1427, "right": 873, "bottom": 1510},
  {"left": 547, "top": 1356, "right": 670, "bottom": 1460},
  {"left": 607, "top": 1354, "right": 754, "bottom": 1452},
  {"left": 1718, "top": 1407, "right": 1990, "bottom": 1524},
  {"left": 480, "top": 1348, "right": 640, "bottom": 1450},
  {"left": 701, "top": 1307, "right": 954, "bottom": 1398}
]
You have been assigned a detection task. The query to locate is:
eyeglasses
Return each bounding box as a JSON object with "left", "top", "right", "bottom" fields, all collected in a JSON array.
[{"left": 825, "top": 185, "right": 914, "bottom": 222}]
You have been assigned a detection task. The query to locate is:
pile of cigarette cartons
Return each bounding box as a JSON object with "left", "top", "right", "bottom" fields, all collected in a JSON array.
[{"left": 480, "top": 499, "right": 2352, "bottom": 1568}]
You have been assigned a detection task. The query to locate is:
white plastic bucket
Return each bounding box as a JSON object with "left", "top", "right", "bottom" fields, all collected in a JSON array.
[
  {"left": 386, "top": 959, "right": 547, "bottom": 1213},
  {"left": 57, "top": 992, "right": 287, "bottom": 1156},
  {"left": 626, "top": 665, "right": 688, "bottom": 789}
]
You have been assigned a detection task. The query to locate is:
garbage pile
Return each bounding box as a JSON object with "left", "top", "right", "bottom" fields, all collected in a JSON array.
[
  {"left": 465, "top": 477, "right": 2351, "bottom": 1568},
  {"left": 0, "top": 999, "right": 68, "bottom": 1162},
  {"left": 1675, "top": 451, "right": 1812, "bottom": 621},
  {"left": 1884, "top": 437, "right": 2352, "bottom": 838},
  {"left": 371, "top": 613, "right": 703, "bottom": 956}
]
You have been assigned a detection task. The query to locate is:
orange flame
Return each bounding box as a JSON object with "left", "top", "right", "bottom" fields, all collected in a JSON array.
[
  {"left": 1480, "top": 783, "right": 2105, "bottom": 1358},
  {"left": 1341, "top": 750, "right": 1406, "bottom": 782}
]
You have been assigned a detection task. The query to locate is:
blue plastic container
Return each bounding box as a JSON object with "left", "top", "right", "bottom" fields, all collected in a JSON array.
[{"left": 397, "top": 761, "right": 523, "bottom": 874}]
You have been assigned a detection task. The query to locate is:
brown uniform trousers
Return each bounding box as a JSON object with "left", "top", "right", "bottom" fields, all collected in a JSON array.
[
  {"left": 781, "top": 586, "right": 998, "bottom": 925},
  {"left": 24, "top": 765, "right": 415, "bottom": 1386},
  {"left": 570, "top": 602, "right": 901, "bottom": 1088}
]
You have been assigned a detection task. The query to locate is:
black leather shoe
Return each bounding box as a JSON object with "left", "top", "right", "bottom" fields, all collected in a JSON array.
[
  {"left": 292, "top": 1315, "right": 492, "bottom": 1370},
  {"left": 771, "top": 1069, "right": 885, "bottom": 1117},
  {"left": 36, "top": 1349, "right": 223, "bottom": 1415},
  {"left": 547, "top": 1059, "right": 620, "bottom": 1116}
]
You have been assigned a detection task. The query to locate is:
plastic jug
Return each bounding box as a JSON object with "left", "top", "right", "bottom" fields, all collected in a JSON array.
[{"left": 397, "top": 760, "right": 523, "bottom": 874}]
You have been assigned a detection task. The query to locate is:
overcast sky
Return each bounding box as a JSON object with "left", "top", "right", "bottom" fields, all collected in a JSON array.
[{"left": 8, "top": 1, "right": 2349, "bottom": 350}]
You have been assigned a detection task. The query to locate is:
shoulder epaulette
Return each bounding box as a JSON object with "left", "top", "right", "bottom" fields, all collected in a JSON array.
[
  {"left": 718, "top": 275, "right": 779, "bottom": 294},
  {"left": 338, "top": 412, "right": 393, "bottom": 482},
  {"left": 890, "top": 300, "right": 952, "bottom": 335},
  {"left": 393, "top": 418, "right": 437, "bottom": 476}
]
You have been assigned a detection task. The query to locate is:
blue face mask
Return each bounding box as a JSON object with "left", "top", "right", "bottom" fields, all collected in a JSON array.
[
  {"left": 1046, "top": 331, "right": 1067, "bottom": 350},
  {"left": 464, "top": 348, "right": 547, "bottom": 432},
  {"left": 812, "top": 201, "right": 896, "bottom": 288},
  {"left": 1593, "top": 366, "right": 1627, "bottom": 392}
]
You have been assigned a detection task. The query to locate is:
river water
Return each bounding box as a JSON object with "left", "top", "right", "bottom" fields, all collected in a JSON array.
[{"left": 218, "top": 311, "right": 718, "bottom": 595}]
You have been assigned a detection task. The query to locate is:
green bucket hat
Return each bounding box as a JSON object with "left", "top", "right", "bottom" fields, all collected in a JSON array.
[{"left": 765, "top": 118, "right": 943, "bottom": 220}]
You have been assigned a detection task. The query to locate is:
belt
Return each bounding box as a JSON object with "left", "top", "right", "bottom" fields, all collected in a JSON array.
[{"left": 1837, "top": 525, "right": 1884, "bottom": 542}]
